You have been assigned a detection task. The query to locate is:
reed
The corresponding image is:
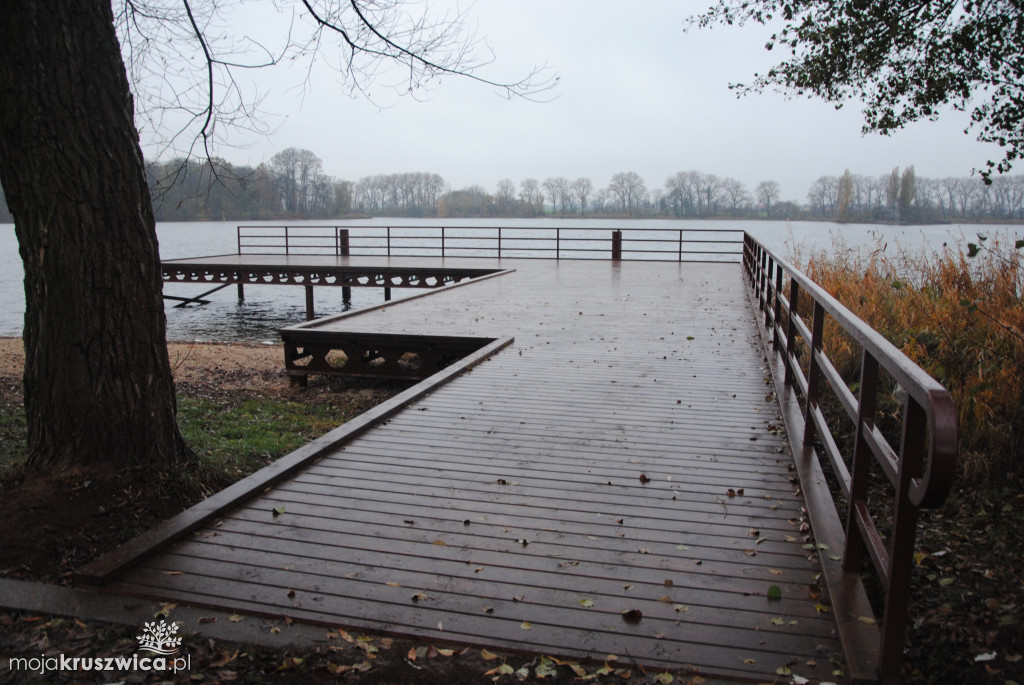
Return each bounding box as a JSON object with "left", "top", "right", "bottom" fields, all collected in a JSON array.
[{"left": 799, "top": 234, "right": 1024, "bottom": 485}]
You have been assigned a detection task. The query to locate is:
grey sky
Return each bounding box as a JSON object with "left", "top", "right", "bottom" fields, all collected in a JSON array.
[{"left": 142, "top": 0, "right": 1001, "bottom": 203}]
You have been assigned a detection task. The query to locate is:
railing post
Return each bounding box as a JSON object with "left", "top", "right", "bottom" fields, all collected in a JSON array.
[
  {"left": 773, "top": 265, "right": 783, "bottom": 350},
  {"left": 387, "top": 227, "right": 392, "bottom": 257},
  {"left": 498, "top": 227, "right": 503, "bottom": 259},
  {"left": 803, "top": 301, "right": 826, "bottom": 444},
  {"left": 844, "top": 350, "right": 878, "bottom": 574},
  {"left": 878, "top": 397, "right": 928, "bottom": 684},
  {"left": 611, "top": 230, "right": 622, "bottom": 260},
  {"left": 441, "top": 226, "right": 446, "bottom": 258},
  {"left": 784, "top": 279, "right": 800, "bottom": 386},
  {"left": 759, "top": 248, "right": 769, "bottom": 313},
  {"left": 285, "top": 226, "right": 290, "bottom": 256},
  {"left": 338, "top": 229, "right": 351, "bottom": 301},
  {"left": 679, "top": 229, "right": 684, "bottom": 262},
  {"left": 556, "top": 228, "right": 561, "bottom": 260}
]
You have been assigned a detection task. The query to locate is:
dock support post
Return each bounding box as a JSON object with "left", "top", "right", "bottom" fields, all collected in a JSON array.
[
  {"left": 237, "top": 283, "right": 245, "bottom": 301},
  {"left": 611, "top": 230, "right": 622, "bottom": 260},
  {"left": 305, "top": 286, "right": 314, "bottom": 321},
  {"left": 339, "top": 229, "right": 352, "bottom": 301},
  {"left": 384, "top": 287, "right": 392, "bottom": 302}
]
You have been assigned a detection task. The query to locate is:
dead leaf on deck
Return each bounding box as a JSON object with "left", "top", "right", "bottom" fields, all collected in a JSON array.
[
  {"left": 155, "top": 603, "right": 177, "bottom": 619},
  {"left": 485, "top": 664, "right": 515, "bottom": 677},
  {"left": 227, "top": 614, "right": 243, "bottom": 623},
  {"left": 621, "top": 609, "right": 643, "bottom": 624},
  {"left": 481, "top": 648, "right": 500, "bottom": 661}
]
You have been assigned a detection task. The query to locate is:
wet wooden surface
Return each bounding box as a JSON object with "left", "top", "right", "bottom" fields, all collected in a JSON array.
[{"left": 107, "top": 259, "right": 842, "bottom": 682}]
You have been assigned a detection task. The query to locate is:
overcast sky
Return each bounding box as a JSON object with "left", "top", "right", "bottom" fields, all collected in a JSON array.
[{"left": 142, "top": 0, "right": 1002, "bottom": 203}]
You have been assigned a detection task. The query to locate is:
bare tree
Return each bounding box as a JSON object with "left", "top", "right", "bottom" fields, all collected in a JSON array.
[
  {"left": 608, "top": 172, "right": 647, "bottom": 217},
  {"left": 666, "top": 171, "right": 700, "bottom": 217},
  {"left": 755, "top": 180, "right": 780, "bottom": 217},
  {"left": 542, "top": 178, "right": 560, "bottom": 214},
  {"left": 495, "top": 178, "right": 517, "bottom": 213},
  {"left": 519, "top": 178, "right": 543, "bottom": 214},
  {"left": 720, "top": 177, "right": 750, "bottom": 216},
  {"left": 808, "top": 175, "right": 840, "bottom": 217},
  {"left": 571, "top": 177, "right": 593, "bottom": 216}
]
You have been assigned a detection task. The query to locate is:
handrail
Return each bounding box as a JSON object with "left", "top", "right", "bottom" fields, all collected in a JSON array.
[
  {"left": 742, "top": 233, "right": 957, "bottom": 684},
  {"left": 236, "top": 224, "right": 744, "bottom": 262}
]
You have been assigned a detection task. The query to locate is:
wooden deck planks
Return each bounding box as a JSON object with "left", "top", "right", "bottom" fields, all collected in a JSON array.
[{"left": 101, "top": 258, "right": 845, "bottom": 682}]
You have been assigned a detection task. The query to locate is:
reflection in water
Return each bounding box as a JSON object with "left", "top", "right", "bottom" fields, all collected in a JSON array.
[{"left": 163, "top": 285, "right": 396, "bottom": 343}]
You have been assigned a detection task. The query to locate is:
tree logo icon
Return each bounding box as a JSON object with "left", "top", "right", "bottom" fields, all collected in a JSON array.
[{"left": 136, "top": 620, "right": 183, "bottom": 655}]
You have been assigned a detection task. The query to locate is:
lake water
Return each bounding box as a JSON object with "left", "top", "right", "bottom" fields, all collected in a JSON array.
[{"left": 0, "top": 218, "right": 1015, "bottom": 342}]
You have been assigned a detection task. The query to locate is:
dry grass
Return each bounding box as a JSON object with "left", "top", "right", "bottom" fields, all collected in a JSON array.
[{"left": 798, "top": 235, "right": 1024, "bottom": 485}]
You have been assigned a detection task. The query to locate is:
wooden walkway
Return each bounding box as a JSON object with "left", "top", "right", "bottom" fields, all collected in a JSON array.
[{"left": 86, "top": 259, "right": 845, "bottom": 682}]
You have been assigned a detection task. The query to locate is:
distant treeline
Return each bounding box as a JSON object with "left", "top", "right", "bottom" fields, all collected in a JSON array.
[{"left": 2, "top": 149, "right": 1022, "bottom": 224}]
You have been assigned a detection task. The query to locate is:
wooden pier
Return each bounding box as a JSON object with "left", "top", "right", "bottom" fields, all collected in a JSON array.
[{"left": 84, "top": 230, "right": 956, "bottom": 684}]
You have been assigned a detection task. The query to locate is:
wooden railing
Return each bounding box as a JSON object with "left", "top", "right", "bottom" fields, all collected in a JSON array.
[
  {"left": 236, "top": 225, "right": 744, "bottom": 261},
  {"left": 742, "top": 233, "right": 958, "bottom": 684}
]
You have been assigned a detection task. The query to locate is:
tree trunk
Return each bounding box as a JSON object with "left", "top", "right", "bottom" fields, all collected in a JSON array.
[{"left": 0, "top": 0, "right": 192, "bottom": 469}]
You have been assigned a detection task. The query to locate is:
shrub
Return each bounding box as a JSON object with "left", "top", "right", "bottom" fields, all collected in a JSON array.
[{"left": 799, "top": 234, "right": 1024, "bottom": 485}]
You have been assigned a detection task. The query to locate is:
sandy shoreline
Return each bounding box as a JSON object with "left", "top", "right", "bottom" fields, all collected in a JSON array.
[{"left": 0, "top": 337, "right": 286, "bottom": 388}]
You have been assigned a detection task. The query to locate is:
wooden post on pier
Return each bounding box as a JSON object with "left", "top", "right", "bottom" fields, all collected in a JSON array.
[
  {"left": 611, "top": 230, "right": 623, "bottom": 260},
  {"left": 305, "top": 285, "right": 314, "bottom": 321},
  {"left": 339, "top": 229, "right": 352, "bottom": 302}
]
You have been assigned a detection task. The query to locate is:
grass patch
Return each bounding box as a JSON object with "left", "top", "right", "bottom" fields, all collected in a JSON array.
[
  {"left": 0, "top": 388, "right": 389, "bottom": 482},
  {"left": 177, "top": 396, "right": 354, "bottom": 478},
  {"left": 0, "top": 395, "right": 27, "bottom": 469}
]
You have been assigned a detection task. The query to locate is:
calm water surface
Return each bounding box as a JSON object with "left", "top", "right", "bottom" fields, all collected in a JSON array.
[{"left": 0, "top": 219, "right": 1015, "bottom": 342}]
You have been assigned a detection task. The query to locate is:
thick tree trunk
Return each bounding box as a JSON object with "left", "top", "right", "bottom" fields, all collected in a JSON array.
[{"left": 0, "top": 0, "right": 192, "bottom": 469}]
